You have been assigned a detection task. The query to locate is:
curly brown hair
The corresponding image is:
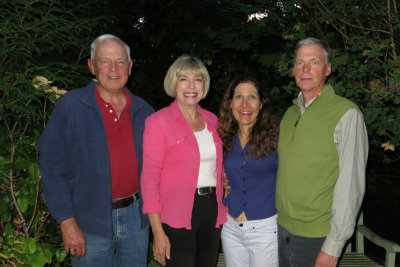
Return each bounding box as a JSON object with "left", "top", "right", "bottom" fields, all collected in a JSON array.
[{"left": 218, "top": 76, "right": 278, "bottom": 160}]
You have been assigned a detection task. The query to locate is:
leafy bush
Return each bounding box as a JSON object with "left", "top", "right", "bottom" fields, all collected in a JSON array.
[{"left": 0, "top": 0, "right": 107, "bottom": 265}]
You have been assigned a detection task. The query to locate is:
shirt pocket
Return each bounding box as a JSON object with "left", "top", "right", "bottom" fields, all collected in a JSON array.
[{"left": 165, "top": 133, "right": 195, "bottom": 162}]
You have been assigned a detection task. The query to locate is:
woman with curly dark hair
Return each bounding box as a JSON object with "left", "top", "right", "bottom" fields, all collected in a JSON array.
[{"left": 218, "top": 76, "right": 279, "bottom": 267}]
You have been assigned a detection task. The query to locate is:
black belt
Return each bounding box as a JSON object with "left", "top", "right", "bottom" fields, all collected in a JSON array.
[
  {"left": 112, "top": 192, "right": 139, "bottom": 209},
  {"left": 196, "top": 187, "right": 216, "bottom": 196}
]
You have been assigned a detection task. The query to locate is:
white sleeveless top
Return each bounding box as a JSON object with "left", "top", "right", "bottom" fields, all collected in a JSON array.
[{"left": 194, "top": 126, "right": 217, "bottom": 187}]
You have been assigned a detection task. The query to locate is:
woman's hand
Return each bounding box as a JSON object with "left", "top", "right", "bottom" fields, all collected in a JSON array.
[
  {"left": 148, "top": 213, "right": 171, "bottom": 266},
  {"left": 222, "top": 172, "right": 231, "bottom": 196},
  {"left": 153, "top": 231, "right": 171, "bottom": 266}
]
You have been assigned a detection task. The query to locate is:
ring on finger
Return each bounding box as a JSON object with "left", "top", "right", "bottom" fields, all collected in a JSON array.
[{"left": 70, "top": 248, "right": 76, "bottom": 253}]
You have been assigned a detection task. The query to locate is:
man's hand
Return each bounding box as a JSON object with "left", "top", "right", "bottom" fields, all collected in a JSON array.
[
  {"left": 153, "top": 232, "right": 171, "bottom": 266},
  {"left": 222, "top": 172, "right": 231, "bottom": 196},
  {"left": 60, "top": 217, "right": 86, "bottom": 258},
  {"left": 314, "top": 250, "right": 338, "bottom": 267}
]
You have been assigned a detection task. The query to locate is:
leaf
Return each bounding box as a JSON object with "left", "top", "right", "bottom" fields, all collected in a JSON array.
[
  {"left": 29, "top": 238, "right": 37, "bottom": 254},
  {"left": 28, "top": 162, "right": 40, "bottom": 182},
  {"left": 0, "top": 201, "right": 11, "bottom": 222},
  {"left": 17, "top": 195, "right": 29, "bottom": 213},
  {"left": 4, "top": 223, "right": 15, "bottom": 236},
  {"left": 56, "top": 248, "right": 67, "bottom": 263}
]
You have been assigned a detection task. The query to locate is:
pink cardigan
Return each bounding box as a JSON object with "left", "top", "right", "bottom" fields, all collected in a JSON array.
[{"left": 141, "top": 100, "right": 227, "bottom": 229}]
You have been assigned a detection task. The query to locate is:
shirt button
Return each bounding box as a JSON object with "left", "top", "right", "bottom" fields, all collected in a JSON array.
[
  {"left": 239, "top": 223, "right": 243, "bottom": 227},
  {"left": 243, "top": 190, "right": 246, "bottom": 194},
  {"left": 105, "top": 104, "right": 108, "bottom": 107},
  {"left": 177, "top": 140, "right": 180, "bottom": 144},
  {"left": 109, "top": 110, "right": 113, "bottom": 113},
  {"left": 114, "top": 118, "right": 118, "bottom": 122}
]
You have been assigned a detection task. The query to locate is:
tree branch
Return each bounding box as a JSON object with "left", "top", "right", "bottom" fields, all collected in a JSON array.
[
  {"left": 317, "top": 0, "right": 390, "bottom": 35},
  {"left": 27, "top": 168, "right": 40, "bottom": 232},
  {"left": 34, "top": 213, "right": 50, "bottom": 239},
  {"left": 3, "top": 118, "right": 28, "bottom": 237},
  {"left": 387, "top": 0, "right": 397, "bottom": 60}
]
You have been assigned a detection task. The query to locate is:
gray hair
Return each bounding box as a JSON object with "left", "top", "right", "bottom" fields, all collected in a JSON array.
[
  {"left": 90, "top": 34, "right": 131, "bottom": 62},
  {"left": 294, "top": 37, "right": 331, "bottom": 65}
]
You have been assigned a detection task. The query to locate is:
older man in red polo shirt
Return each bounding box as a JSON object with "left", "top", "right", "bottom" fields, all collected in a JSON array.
[{"left": 39, "top": 34, "right": 154, "bottom": 267}]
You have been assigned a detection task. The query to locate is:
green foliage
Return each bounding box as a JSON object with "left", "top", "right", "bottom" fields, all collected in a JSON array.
[
  {"left": 277, "top": 0, "right": 400, "bottom": 164},
  {"left": 0, "top": 0, "right": 108, "bottom": 266},
  {"left": 1, "top": 0, "right": 399, "bottom": 265}
]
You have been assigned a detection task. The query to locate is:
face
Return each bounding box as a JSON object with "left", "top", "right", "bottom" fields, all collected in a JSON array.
[
  {"left": 175, "top": 73, "right": 204, "bottom": 108},
  {"left": 88, "top": 40, "right": 132, "bottom": 95},
  {"left": 292, "top": 44, "right": 331, "bottom": 97},
  {"left": 230, "top": 82, "right": 262, "bottom": 129}
]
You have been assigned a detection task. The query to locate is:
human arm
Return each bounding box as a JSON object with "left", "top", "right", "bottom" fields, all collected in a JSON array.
[
  {"left": 141, "top": 114, "right": 166, "bottom": 214},
  {"left": 38, "top": 99, "right": 76, "bottom": 222},
  {"left": 148, "top": 213, "right": 170, "bottom": 266},
  {"left": 315, "top": 251, "right": 338, "bottom": 267},
  {"left": 60, "top": 217, "right": 86, "bottom": 258},
  {"left": 318, "top": 109, "right": 369, "bottom": 260},
  {"left": 141, "top": 115, "right": 170, "bottom": 264},
  {"left": 222, "top": 172, "right": 231, "bottom": 196},
  {"left": 141, "top": 114, "right": 172, "bottom": 265}
]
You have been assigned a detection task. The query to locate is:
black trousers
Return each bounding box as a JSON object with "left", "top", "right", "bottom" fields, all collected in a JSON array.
[{"left": 162, "top": 192, "right": 221, "bottom": 267}]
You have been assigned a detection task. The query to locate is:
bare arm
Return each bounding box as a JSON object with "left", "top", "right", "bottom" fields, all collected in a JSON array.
[{"left": 148, "top": 213, "right": 170, "bottom": 266}]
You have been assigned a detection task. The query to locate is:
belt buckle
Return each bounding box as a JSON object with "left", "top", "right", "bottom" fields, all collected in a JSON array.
[{"left": 197, "top": 187, "right": 210, "bottom": 196}]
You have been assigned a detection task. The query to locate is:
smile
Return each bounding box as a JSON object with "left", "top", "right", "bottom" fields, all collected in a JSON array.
[{"left": 184, "top": 93, "right": 197, "bottom": 97}]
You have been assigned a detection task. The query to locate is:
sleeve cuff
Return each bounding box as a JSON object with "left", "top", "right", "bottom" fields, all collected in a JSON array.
[
  {"left": 321, "top": 237, "right": 346, "bottom": 257},
  {"left": 142, "top": 202, "right": 161, "bottom": 214}
]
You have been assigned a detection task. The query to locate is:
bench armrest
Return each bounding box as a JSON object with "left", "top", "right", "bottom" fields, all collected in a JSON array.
[{"left": 358, "top": 225, "right": 400, "bottom": 253}]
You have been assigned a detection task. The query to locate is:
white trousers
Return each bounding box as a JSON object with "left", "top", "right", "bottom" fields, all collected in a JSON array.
[{"left": 221, "top": 214, "right": 278, "bottom": 267}]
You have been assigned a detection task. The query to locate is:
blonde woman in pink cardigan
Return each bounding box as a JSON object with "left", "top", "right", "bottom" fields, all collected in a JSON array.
[{"left": 141, "top": 55, "right": 227, "bottom": 267}]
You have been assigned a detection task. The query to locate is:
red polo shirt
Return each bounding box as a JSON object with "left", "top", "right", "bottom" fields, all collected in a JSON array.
[{"left": 95, "top": 86, "right": 138, "bottom": 199}]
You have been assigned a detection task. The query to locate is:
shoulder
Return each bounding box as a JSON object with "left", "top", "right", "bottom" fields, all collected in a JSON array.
[
  {"left": 327, "top": 85, "right": 359, "bottom": 111},
  {"left": 152, "top": 105, "right": 172, "bottom": 119},
  {"left": 339, "top": 108, "right": 365, "bottom": 125},
  {"left": 145, "top": 105, "right": 172, "bottom": 127},
  {"left": 334, "top": 94, "right": 358, "bottom": 109},
  {"left": 57, "top": 83, "right": 93, "bottom": 106}
]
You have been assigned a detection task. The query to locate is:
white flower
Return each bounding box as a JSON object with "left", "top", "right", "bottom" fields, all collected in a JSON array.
[
  {"left": 381, "top": 142, "right": 395, "bottom": 151},
  {"left": 33, "top": 76, "right": 67, "bottom": 99},
  {"left": 33, "top": 76, "right": 52, "bottom": 88}
]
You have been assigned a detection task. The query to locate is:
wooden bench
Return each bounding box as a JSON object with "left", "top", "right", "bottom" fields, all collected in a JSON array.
[
  {"left": 216, "top": 213, "right": 400, "bottom": 267},
  {"left": 338, "top": 213, "right": 400, "bottom": 267}
]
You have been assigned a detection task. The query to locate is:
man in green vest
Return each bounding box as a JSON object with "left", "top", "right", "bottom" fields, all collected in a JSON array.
[{"left": 276, "top": 38, "right": 369, "bottom": 267}]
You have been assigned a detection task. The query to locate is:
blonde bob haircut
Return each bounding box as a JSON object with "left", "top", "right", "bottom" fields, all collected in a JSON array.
[{"left": 163, "top": 54, "right": 210, "bottom": 99}]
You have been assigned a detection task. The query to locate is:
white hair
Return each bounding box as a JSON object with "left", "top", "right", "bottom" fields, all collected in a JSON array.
[{"left": 90, "top": 34, "right": 131, "bottom": 62}]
